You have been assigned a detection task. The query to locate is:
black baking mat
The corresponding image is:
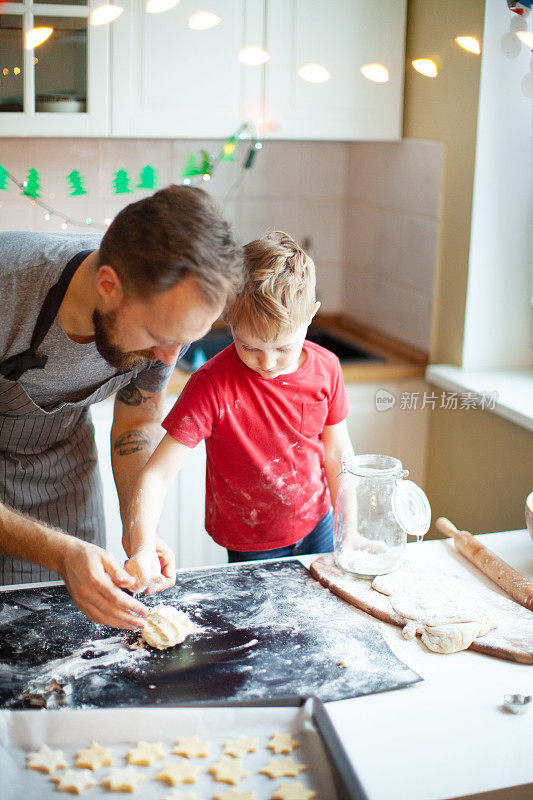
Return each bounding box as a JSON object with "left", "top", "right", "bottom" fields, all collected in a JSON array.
[{"left": 0, "top": 560, "right": 421, "bottom": 708}]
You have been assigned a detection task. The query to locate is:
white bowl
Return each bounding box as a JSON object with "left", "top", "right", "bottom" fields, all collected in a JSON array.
[
  {"left": 35, "top": 98, "right": 86, "bottom": 113},
  {"left": 526, "top": 491, "right": 533, "bottom": 541}
]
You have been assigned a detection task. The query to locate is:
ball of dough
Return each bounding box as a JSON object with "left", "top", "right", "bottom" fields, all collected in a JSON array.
[
  {"left": 371, "top": 568, "right": 498, "bottom": 654},
  {"left": 141, "top": 604, "right": 194, "bottom": 650}
]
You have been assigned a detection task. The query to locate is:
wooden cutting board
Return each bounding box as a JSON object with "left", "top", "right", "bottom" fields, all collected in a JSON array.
[{"left": 310, "top": 554, "right": 533, "bottom": 665}]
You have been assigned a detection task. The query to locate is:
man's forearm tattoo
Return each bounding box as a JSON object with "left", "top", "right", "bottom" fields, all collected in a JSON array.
[
  {"left": 114, "top": 430, "right": 151, "bottom": 456},
  {"left": 116, "top": 384, "right": 147, "bottom": 406}
]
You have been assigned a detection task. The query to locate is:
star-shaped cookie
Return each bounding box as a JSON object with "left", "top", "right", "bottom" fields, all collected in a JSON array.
[
  {"left": 172, "top": 735, "right": 211, "bottom": 758},
  {"left": 259, "top": 758, "right": 307, "bottom": 778},
  {"left": 267, "top": 732, "right": 300, "bottom": 755},
  {"left": 213, "top": 790, "right": 258, "bottom": 800},
  {"left": 209, "top": 756, "right": 249, "bottom": 785},
  {"left": 223, "top": 735, "right": 259, "bottom": 758},
  {"left": 126, "top": 740, "right": 166, "bottom": 765},
  {"left": 155, "top": 761, "right": 201, "bottom": 786},
  {"left": 75, "top": 741, "right": 113, "bottom": 770},
  {"left": 101, "top": 766, "right": 145, "bottom": 792},
  {"left": 51, "top": 768, "right": 97, "bottom": 794},
  {"left": 26, "top": 744, "right": 67, "bottom": 774},
  {"left": 271, "top": 782, "right": 316, "bottom": 800}
]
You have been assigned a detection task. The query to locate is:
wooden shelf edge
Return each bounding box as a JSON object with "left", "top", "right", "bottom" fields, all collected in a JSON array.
[{"left": 316, "top": 313, "right": 429, "bottom": 367}]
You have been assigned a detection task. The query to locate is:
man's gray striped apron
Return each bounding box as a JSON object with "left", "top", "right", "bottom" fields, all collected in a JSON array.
[{"left": 0, "top": 251, "right": 135, "bottom": 585}]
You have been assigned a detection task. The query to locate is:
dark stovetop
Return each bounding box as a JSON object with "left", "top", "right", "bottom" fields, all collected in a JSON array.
[
  {"left": 0, "top": 560, "right": 420, "bottom": 709},
  {"left": 177, "top": 326, "right": 385, "bottom": 372}
]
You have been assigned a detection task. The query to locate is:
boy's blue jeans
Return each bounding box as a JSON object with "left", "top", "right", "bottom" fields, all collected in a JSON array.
[{"left": 227, "top": 507, "right": 334, "bottom": 563}]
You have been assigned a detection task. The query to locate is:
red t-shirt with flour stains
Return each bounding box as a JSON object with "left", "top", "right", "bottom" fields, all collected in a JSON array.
[{"left": 162, "top": 341, "right": 349, "bottom": 551}]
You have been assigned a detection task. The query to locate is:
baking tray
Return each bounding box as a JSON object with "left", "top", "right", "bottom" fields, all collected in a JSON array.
[{"left": 0, "top": 696, "right": 369, "bottom": 800}]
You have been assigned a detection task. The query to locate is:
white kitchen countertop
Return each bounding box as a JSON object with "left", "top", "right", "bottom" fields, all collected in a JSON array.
[
  {"left": 2, "top": 531, "right": 532, "bottom": 799},
  {"left": 299, "top": 531, "right": 533, "bottom": 800}
]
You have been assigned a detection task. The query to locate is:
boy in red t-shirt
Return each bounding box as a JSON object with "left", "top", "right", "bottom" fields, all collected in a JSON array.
[{"left": 123, "top": 231, "right": 354, "bottom": 591}]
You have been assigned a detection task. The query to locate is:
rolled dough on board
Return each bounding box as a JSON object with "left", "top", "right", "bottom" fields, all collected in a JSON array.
[
  {"left": 141, "top": 605, "right": 194, "bottom": 650},
  {"left": 309, "top": 555, "right": 533, "bottom": 664},
  {"left": 371, "top": 571, "right": 498, "bottom": 654}
]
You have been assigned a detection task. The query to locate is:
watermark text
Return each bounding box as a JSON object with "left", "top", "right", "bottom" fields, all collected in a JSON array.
[{"left": 374, "top": 389, "right": 499, "bottom": 412}]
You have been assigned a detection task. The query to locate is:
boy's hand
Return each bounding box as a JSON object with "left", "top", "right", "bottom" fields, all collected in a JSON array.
[
  {"left": 124, "top": 545, "right": 164, "bottom": 594},
  {"left": 154, "top": 535, "right": 176, "bottom": 593},
  {"left": 124, "top": 539, "right": 176, "bottom": 595}
]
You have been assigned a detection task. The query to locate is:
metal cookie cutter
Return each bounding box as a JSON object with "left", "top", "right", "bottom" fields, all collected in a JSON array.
[
  {"left": 503, "top": 693, "right": 532, "bottom": 714},
  {"left": 20, "top": 677, "right": 72, "bottom": 709}
]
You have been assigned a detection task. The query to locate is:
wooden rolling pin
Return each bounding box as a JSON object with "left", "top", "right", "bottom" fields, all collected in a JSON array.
[{"left": 436, "top": 517, "right": 533, "bottom": 612}]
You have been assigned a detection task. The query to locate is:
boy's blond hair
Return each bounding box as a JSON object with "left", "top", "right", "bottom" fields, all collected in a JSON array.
[{"left": 225, "top": 231, "right": 316, "bottom": 339}]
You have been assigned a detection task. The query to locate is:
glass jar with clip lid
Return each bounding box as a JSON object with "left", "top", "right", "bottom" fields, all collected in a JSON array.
[{"left": 333, "top": 453, "right": 431, "bottom": 579}]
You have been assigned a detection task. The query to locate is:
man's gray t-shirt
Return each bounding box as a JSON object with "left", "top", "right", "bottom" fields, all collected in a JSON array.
[{"left": 0, "top": 231, "right": 173, "bottom": 407}]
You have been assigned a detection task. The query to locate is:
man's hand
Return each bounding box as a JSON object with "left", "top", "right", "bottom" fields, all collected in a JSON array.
[
  {"left": 61, "top": 539, "right": 148, "bottom": 630},
  {"left": 124, "top": 537, "right": 176, "bottom": 595}
]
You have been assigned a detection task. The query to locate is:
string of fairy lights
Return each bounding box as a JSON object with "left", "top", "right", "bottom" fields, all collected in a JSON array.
[
  {"left": 1, "top": 1, "right": 531, "bottom": 232},
  {"left": 10, "top": 1, "right": 533, "bottom": 94},
  {"left": 0, "top": 124, "right": 262, "bottom": 231}
]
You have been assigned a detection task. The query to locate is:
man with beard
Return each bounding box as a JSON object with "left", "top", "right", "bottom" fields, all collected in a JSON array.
[{"left": 0, "top": 185, "right": 242, "bottom": 630}]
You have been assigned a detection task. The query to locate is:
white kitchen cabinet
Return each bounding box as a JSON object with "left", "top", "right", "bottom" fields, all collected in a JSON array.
[
  {"left": 263, "top": 0, "right": 406, "bottom": 141},
  {"left": 111, "top": 0, "right": 260, "bottom": 138},
  {"left": 0, "top": 0, "right": 109, "bottom": 137},
  {"left": 173, "top": 437, "right": 227, "bottom": 568},
  {"left": 2, "top": 1, "right": 406, "bottom": 141},
  {"left": 92, "top": 396, "right": 225, "bottom": 571},
  {"left": 111, "top": 0, "right": 406, "bottom": 141}
]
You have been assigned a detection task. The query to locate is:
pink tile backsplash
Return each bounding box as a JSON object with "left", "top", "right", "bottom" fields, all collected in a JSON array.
[
  {"left": 0, "top": 137, "right": 442, "bottom": 348},
  {"left": 344, "top": 138, "right": 443, "bottom": 350}
]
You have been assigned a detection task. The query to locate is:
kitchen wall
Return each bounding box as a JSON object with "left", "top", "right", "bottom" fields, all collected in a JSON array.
[
  {"left": 405, "top": 0, "right": 533, "bottom": 536},
  {"left": 404, "top": 0, "right": 485, "bottom": 366},
  {"left": 0, "top": 135, "right": 442, "bottom": 351},
  {"left": 0, "top": 138, "right": 348, "bottom": 311},
  {"left": 343, "top": 138, "right": 443, "bottom": 352}
]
